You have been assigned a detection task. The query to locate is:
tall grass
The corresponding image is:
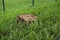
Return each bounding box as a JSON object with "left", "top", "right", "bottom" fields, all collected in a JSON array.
[{"left": 0, "top": 0, "right": 60, "bottom": 40}]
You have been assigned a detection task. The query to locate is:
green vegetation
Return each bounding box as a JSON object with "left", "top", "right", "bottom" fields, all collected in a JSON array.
[{"left": 0, "top": 0, "right": 60, "bottom": 40}]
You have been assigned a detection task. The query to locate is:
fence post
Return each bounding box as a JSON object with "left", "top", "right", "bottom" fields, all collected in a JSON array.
[
  {"left": 32, "top": 0, "right": 34, "bottom": 6},
  {"left": 2, "top": 0, "right": 5, "bottom": 11}
]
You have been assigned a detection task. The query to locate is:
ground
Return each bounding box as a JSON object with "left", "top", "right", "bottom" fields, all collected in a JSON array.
[{"left": 0, "top": 0, "right": 60, "bottom": 40}]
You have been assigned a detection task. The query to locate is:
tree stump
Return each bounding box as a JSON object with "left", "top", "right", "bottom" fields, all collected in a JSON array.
[
  {"left": 17, "top": 14, "right": 38, "bottom": 23},
  {"left": 16, "top": 14, "right": 38, "bottom": 31}
]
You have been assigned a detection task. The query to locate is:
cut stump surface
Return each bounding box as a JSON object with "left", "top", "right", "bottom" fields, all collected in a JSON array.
[{"left": 17, "top": 14, "right": 38, "bottom": 23}]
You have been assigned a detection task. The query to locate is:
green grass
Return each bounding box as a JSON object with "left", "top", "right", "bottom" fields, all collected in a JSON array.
[{"left": 0, "top": 0, "right": 60, "bottom": 40}]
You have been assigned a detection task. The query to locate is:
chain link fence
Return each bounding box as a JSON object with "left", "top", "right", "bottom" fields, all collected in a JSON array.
[
  {"left": 0, "top": 0, "right": 2, "bottom": 11},
  {"left": 0, "top": 0, "right": 59, "bottom": 12},
  {"left": 5, "top": 0, "right": 33, "bottom": 11},
  {"left": 0, "top": 0, "right": 42, "bottom": 11}
]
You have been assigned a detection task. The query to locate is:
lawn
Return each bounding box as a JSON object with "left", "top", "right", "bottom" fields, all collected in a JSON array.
[{"left": 0, "top": 0, "right": 60, "bottom": 40}]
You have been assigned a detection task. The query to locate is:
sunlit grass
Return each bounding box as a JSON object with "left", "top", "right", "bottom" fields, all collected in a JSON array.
[{"left": 0, "top": 0, "right": 60, "bottom": 40}]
